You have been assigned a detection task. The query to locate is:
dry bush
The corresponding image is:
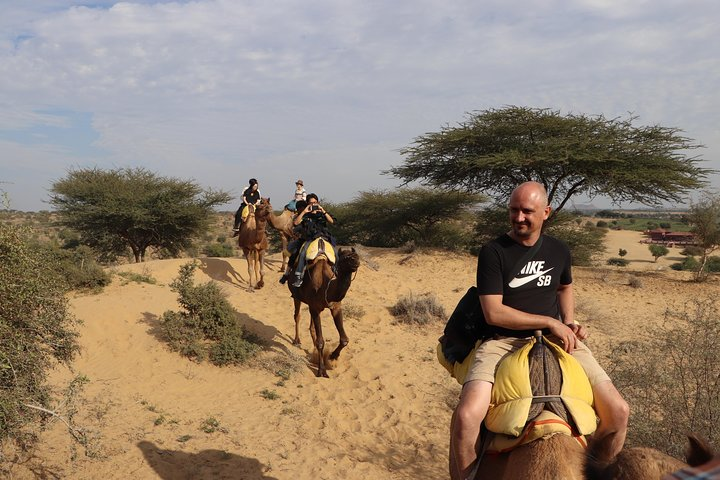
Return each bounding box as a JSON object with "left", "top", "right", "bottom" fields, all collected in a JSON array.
[
  {"left": 252, "top": 352, "right": 306, "bottom": 384},
  {"left": 160, "top": 262, "right": 263, "bottom": 366},
  {"left": 608, "top": 298, "right": 720, "bottom": 458},
  {"left": 0, "top": 223, "right": 80, "bottom": 459},
  {"left": 627, "top": 275, "right": 643, "bottom": 288},
  {"left": 390, "top": 292, "right": 446, "bottom": 325},
  {"left": 342, "top": 303, "right": 366, "bottom": 320}
]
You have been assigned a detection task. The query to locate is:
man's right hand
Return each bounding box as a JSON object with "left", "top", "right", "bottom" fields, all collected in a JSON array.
[{"left": 548, "top": 320, "right": 577, "bottom": 352}]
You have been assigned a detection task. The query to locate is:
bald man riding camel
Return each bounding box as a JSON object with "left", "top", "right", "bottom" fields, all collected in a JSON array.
[{"left": 449, "top": 181, "right": 629, "bottom": 480}]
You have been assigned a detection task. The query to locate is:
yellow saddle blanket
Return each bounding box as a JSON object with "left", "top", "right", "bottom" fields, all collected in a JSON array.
[
  {"left": 487, "top": 337, "right": 596, "bottom": 437},
  {"left": 437, "top": 336, "right": 597, "bottom": 439},
  {"left": 241, "top": 205, "right": 252, "bottom": 221},
  {"left": 487, "top": 410, "right": 587, "bottom": 454},
  {"left": 304, "top": 237, "right": 336, "bottom": 264}
]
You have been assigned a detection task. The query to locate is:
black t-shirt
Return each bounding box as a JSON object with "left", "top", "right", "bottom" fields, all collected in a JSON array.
[
  {"left": 476, "top": 233, "right": 572, "bottom": 338},
  {"left": 244, "top": 189, "right": 260, "bottom": 205}
]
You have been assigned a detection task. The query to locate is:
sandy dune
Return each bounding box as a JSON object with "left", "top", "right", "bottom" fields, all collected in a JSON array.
[{"left": 7, "top": 230, "right": 719, "bottom": 479}]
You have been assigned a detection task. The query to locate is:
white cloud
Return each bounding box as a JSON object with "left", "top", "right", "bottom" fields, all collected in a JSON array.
[{"left": 0, "top": 0, "right": 718, "bottom": 210}]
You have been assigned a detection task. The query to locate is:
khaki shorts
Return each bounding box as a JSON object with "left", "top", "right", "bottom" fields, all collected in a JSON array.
[{"left": 464, "top": 334, "right": 611, "bottom": 387}]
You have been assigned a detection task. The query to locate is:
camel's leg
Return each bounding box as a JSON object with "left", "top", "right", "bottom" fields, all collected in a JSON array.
[
  {"left": 328, "top": 303, "right": 348, "bottom": 361},
  {"left": 310, "top": 309, "right": 327, "bottom": 378},
  {"left": 292, "top": 298, "right": 302, "bottom": 346},
  {"left": 255, "top": 250, "right": 265, "bottom": 289},
  {"left": 309, "top": 315, "right": 317, "bottom": 346},
  {"left": 280, "top": 235, "right": 289, "bottom": 272},
  {"left": 245, "top": 251, "right": 255, "bottom": 291}
]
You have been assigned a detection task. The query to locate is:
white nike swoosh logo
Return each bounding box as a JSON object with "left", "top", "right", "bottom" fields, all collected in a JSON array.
[{"left": 508, "top": 268, "right": 555, "bottom": 288}]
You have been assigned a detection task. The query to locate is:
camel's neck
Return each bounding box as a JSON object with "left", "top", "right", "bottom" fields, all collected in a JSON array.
[{"left": 328, "top": 267, "right": 355, "bottom": 302}]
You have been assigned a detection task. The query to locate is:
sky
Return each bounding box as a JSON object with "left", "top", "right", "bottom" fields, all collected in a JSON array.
[{"left": 1, "top": 0, "right": 719, "bottom": 212}]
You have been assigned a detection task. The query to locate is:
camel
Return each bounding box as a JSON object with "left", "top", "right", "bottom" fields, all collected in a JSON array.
[
  {"left": 237, "top": 198, "right": 271, "bottom": 291},
  {"left": 264, "top": 199, "right": 297, "bottom": 272},
  {"left": 452, "top": 335, "right": 688, "bottom": 480},
  {"left": 586, "top": 434, "right": 719, "bottom": 480},
  {"left": 288, "top": 244, "right": 360, "bottom": 378}
]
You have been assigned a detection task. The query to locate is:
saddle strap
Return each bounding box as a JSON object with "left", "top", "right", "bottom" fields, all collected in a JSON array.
[{"left": 531, "top": 395, "right": 563, "bottom": 404}]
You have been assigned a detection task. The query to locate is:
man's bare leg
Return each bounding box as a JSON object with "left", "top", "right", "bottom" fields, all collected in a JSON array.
[
  {"left": 590, "top": 380, "right": 629, "bottom": 461},
  {"left": 450, "top": 380, "right": 493, "bottom": 480}
]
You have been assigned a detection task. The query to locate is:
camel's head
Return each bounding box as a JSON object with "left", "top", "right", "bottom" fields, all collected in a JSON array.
[
  {"left": 337, "top": 247, "right": 360, "bottom": 274},
  {"left": 256, "top": 197, "right": 272, "bottom": 218}
]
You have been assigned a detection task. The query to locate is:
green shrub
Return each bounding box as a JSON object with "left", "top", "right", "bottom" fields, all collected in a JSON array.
[
  {"left": 38, "top": 244, "right": 111, "bottom": 291},
  {"left": 390, "top": 293, "right": 446, "bottom": 325},
  {"left": 680, "top": 246, "right": 704, "bottom": 257},
  {"left": 0, "top": 223, "right": 80, "bottom": 450},
  {"left": 160, "top": 262, "right": 262, "bottom": 365},
  {"left": 203, "top": 243, "right": 234, "bottom": 258},
  {"left": 706, "top": 256, "right": 720, "bottom": 273},
  {"left": 596, "top": 220, "right": 608, "bottom": 228},
  {"left": 670, "top": 256, "right": 700, "bottom": 271},
  {"left": 607, "top": 258, "right": 629, "bottom": 267}
]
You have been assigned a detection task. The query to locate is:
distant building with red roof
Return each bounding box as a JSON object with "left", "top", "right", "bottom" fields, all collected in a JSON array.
[{"left": 641, "top": 228, "right": 697, "bottom": 246}]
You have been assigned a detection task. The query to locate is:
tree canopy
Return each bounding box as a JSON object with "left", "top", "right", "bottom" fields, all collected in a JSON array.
[
  {"left": 49, "top": 167, "right": 232, "bottom": 262},
  {"left": 329, "top": 187, "right": 485, "bottom": 248},
  {"left": 389, "top": 106, "right": 710, "bottom": 223}
]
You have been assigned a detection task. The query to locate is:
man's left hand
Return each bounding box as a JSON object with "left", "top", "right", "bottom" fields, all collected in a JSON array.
[{"left": 568, "top": 323, "right": 588, "bottom": 341}]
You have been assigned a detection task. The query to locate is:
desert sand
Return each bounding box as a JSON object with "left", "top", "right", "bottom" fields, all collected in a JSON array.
[{"left": 6, "top": 229, "right": 719, "bottom": 479}]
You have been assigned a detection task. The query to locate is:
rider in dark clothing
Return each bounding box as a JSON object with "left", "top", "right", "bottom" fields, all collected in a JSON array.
[
  {"left": 233, "top": 178, "right": 261, "bottom": 235},
  {"left": 279, "top": 193, "right": 335, "bottom": 286}
]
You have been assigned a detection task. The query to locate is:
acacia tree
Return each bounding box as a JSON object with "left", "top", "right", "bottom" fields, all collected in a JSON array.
[
  {"left": 330, "top": 188, "right": 485, "bottom": 248},
  {"left": 50, "top": 167, "right": 232, "bottom": 262},
  {"left": 389, "top": 106, "right": 710, "bottom": 223},
  {"left": 687, "top": 193, "right": 720, "bottom": 282}
]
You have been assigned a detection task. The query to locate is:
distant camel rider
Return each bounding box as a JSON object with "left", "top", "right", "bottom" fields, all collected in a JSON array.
[
  {"left": 279, "top": 193, "right": 335, "bottom": 287},
  {"left": 232, "top": 178, "right": 261, "bottom": 236},
  {"left": 286, "top": 179, "right": 307, "bottom": 212}
]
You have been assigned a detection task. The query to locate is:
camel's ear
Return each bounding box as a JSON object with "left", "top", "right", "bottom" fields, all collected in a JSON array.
[
  {"left": 351, "top": 247, "right": 356, "bottom": 253},
  {"left": 686, "top": 434, "right": 715, "bottom": 466}
]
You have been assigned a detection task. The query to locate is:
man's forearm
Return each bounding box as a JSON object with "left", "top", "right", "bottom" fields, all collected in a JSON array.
[{"left": 480, "top": 297, "right": 554, "bottom": 330}]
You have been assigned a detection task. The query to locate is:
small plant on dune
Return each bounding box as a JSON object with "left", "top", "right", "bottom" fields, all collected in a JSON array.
[
  {"left": 608, "top": 298, "right": 720, "bottom": 458},
  {"left": 160, "top": 262, "right": 263, "bottom": 365},
  {"left": 390, "top": 292, "right": 446, "bottom": 325},
  {"left": 199, "top": 417, "right": 225, "bottom": 434},
  {"left": 116, "top": 270, "right": 157, "bottom": 285},
  {"left": 260, "top": 389, "right": 280, "bottom": 400},
  {"left": 342, "top": 303, "right": 366, "bottom": 320}
]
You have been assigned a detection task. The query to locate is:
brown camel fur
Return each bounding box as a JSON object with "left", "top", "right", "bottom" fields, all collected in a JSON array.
[
  {"left": 586, "top": 434, "right": 718, "bottom": 480},
  {"left": 585, "top": 441, "right": 687, "bottom": 480},
  {"left": 264, "top": 200, "right": 296, "bottom": 272},
  {"left": 237, "top": 198, "right": 271, "bottom": 291},
  {"left": 474, "top": 434, "right": 586, "bottom": 480},
  {"left": 288, "top": 246, "right": 360, "bottom": 378}
]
